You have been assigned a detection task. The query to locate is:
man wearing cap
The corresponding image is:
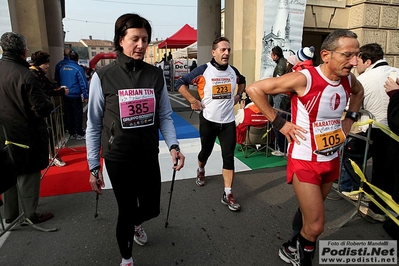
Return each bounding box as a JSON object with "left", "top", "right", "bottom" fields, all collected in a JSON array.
[
  {"left": 294, "top": 46, "right": 316, "bottom": 71},
  {"left": 0, "top": 32, "right": 55, "bottom": 224}
]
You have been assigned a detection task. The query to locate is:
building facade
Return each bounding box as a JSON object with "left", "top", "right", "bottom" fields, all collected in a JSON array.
[
  {"left": 224, "top": 0, "right": 399, "bottom": 83},
  {"left": 2, "top": 0, "right": 399, "bottom": 84}
]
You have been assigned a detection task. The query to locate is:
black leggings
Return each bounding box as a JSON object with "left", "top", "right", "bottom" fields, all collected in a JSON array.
[
  {"left": 105, "top": 154, "right": 161, "bottom": 259},
  {"left": 198, "top": 112, "right": 236, "bottom": 170}
]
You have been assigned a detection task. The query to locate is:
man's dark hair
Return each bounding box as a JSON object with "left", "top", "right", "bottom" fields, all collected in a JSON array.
[
  {"left": 272, "top": 46, "right": 283, "bottom": 58},
  {"left": 0, "top": 32, "right": 27, "bottom": 55},
  {"left": 212, "top": 37, "right": 230, "bottom": 50},
  {"left": 113, "top": 13, "right": 152, "bottom": 52},
  {"left": 69, "top": 50, "right": 79, "bottom": 62},
  {"left": 321, "top": 29, "right": 358, "bottom": 51},
  {"left": 358, "top": 43, "right": 384, "bottom": 64}
]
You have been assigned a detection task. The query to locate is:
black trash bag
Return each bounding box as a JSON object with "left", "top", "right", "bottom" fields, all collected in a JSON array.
[{"left": 0, "top": 145, "right": 17, "bottom": 194}]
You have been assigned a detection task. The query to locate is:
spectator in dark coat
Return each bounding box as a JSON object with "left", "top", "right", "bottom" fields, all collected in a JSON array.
[
  {"left": 0, "top": 32, "right": 54, "bottom": 224},
  {"left": 383, "top": 77, "right": 399, "bottom": 203},
  {"left": 30, "top": 50, "right": 70, "bottom": 167},
  {"left": 190, "top": 60, "right": 197, "bottom": 72}
]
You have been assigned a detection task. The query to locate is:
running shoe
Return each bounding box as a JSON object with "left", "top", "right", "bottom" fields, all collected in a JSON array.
[
  {"left": 196, "top": 168, "right": 205, "bottom": 186},
  {"left": 278, "top": 241, "right": 300, "bottom": 265},
  {"left": 359, "top": 206, "right": 387, "bottom": 222},
  {"left": 272, "top": 150, "right": 285, "bottom": 157},
  {"left": 52, "top": 157, "right": 66, "bottom": 167},
  {"left": 76, "top": 134, "right": 86, "bottom": 141},
  {"left": 134, "top": 225, "right": 148, "bottom": 246},
  {"left": 120, "top": 258, "right": 133, "bottom": 266},
  {"left": 221, "top": 192, "right": 241, "bottom": 211}
]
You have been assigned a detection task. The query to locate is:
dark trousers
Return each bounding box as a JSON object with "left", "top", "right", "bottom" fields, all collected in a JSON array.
[
  {"left": 273, "top": 109, "right": 290, "bottom": 152},
  {"left": 105, "top": 155, "right": 161, "bottom": 259},
  {"left": 198, "top": 112, "right": 236, "bottom": 170},
  {"left": 64, "top": 96, "right": 84, "bottom": 136},
  {"left": 3, "top": 172, "right": 41, "bottom": 220},
  {"left": 368, "top": 128, "right": 396, "bottom": 214}
]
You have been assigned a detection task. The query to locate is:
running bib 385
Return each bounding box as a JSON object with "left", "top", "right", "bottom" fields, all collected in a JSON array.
[{"left": 118, "top": 88, "right": 156, "bottom": 129}]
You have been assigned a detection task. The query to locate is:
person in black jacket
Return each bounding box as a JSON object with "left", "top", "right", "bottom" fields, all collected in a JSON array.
[
  {"left": 85, "top": 14, "right": 185, "bottom": 266},
  {"left": 30, "top": 50, "right": 70, "bottom": 167},
  {"left": 385, "top": 76, "right": 399, "bottom": 135},
  {"left": 381, "top": 70, "right": 399, "bottom": 244},
  {"left": 0, "top": 32, "right": 54, "bottom": 224},
  {"left": 384, "top": 76, "right": 399, "bottom": 203}
]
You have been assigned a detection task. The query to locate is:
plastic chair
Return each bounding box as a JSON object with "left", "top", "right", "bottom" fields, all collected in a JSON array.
[{"left": 240, "top": 125, "right": 269, "bottom": 158}]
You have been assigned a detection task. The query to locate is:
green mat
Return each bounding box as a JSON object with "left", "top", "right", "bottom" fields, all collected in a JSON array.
[
  {"left": 215, "top": 138, "right": 287, "bottom": 170},
  {"left": 234, "top": 144, "right": 287, "bottom": 170}
]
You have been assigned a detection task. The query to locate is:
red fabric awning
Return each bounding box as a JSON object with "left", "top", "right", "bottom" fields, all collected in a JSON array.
[{"left": 158, "top": 24, "right": 197, "bottom": 49}]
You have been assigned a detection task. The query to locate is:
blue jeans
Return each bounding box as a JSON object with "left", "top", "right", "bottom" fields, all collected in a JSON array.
[{"left": 339, "top": 164, "right": 353, "bottom": 192}]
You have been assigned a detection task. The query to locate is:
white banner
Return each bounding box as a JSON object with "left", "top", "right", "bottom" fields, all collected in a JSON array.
[
  {"left": 173, "top": 59, "right": 195, "bottom": 80},
  {"left": 260, "top": 0, "right": 307, "bottom": 79}
]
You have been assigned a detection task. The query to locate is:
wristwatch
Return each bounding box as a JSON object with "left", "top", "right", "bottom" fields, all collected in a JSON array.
[
  {"left": 90, "top": 167, "right": 100, "bottom": 178},
  {"left": 345, "top": 111, "right": 359, "bottom": 121},
  {"left": 169, "top": 144, "right": 180, "bottom": 152}
]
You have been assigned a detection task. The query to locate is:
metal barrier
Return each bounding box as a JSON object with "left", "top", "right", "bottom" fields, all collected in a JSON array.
[
  {"left": 263, "top": 107, "right": 291, "bottom": 159},
  {"left": 328, "top": 109, "right": 375, "bottom": 229},
  {"left": 41, "top": 96, "right": 68, "bottom": 179}
]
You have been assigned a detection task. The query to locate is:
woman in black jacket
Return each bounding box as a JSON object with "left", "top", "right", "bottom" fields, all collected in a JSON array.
[{"left": 30, "top": 51, "right": 69, "bottom": 167}]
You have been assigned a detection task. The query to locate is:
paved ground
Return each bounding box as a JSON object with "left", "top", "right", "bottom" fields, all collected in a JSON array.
[{"left": 0, "top": 91, "right": 393, "bottom": 266}]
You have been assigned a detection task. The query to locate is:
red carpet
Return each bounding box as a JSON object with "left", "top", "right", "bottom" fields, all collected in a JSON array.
[{"left": 40, "top": 147, "right": 91, "bottom": 197}]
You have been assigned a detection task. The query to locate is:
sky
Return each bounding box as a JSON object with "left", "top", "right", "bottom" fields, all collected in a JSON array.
[
  {"left": 63, "top": 0, "right": 200, "bottom": 42},
  {"left": 1, "top": 0, "right": 225, "bottom": 55}
]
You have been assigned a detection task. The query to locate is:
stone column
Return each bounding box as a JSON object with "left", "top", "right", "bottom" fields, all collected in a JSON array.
[
  {"left": 225, "top": 0, "right": 258, "bottom": 84},
  {"left": 197, "top": 0, "right": 221, "bottom": 65},
  {"left": 44, "top": 0, "right": 65, "bottom": 80},
  {"left": 8, "top": 0, "right": 49, "bottom": 55}
]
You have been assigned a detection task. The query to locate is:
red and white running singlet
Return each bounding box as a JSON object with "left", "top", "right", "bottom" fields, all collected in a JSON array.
[{"left": 288, "top": 66, "right": 352, "bottom": 162}]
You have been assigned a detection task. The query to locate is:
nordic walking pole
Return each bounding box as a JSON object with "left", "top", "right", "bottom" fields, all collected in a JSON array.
[
  {"left": 93, "top": 172, "right": 101, "bottom": 218},
  {"left": 165, "top": 160, "right": 178, "bottom": 228},
  {"left": 94, "top": 193, "right": 99, "bottom": 218}
]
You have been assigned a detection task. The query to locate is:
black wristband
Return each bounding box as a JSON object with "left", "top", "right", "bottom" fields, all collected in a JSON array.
[
  {"left": 90, "top": 166, "right": 100, "bottom": 179},
  {"left": 169, "top": 144, "right": 180, "bottom": 152},
  {"left": 271, "top": 114, "right": 286, "bottom": 131},
  {"left": 345, "top": 111, "right": 359, "bottom": 121},
  {"left": 91, "top": 169, "right": 100, "bottom": 179}
]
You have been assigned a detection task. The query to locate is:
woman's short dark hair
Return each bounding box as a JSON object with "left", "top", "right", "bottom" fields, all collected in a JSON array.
[{"left": 113, "top": 13, "right": 152, "bottom": 52}]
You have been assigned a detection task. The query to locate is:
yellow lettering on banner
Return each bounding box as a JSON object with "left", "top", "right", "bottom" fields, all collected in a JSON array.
[{"left": 314, "top": 128, "right": 345, "bottom": 150}]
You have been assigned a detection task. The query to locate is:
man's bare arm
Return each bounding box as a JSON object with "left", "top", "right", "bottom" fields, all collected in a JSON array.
[{"left": 246, "top": 72, "right": 307, "bottom": 144}]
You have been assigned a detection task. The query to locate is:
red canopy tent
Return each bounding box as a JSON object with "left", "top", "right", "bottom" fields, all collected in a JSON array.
[{"left": 158, "top": 24, "right": 197, "bottom": 49}]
